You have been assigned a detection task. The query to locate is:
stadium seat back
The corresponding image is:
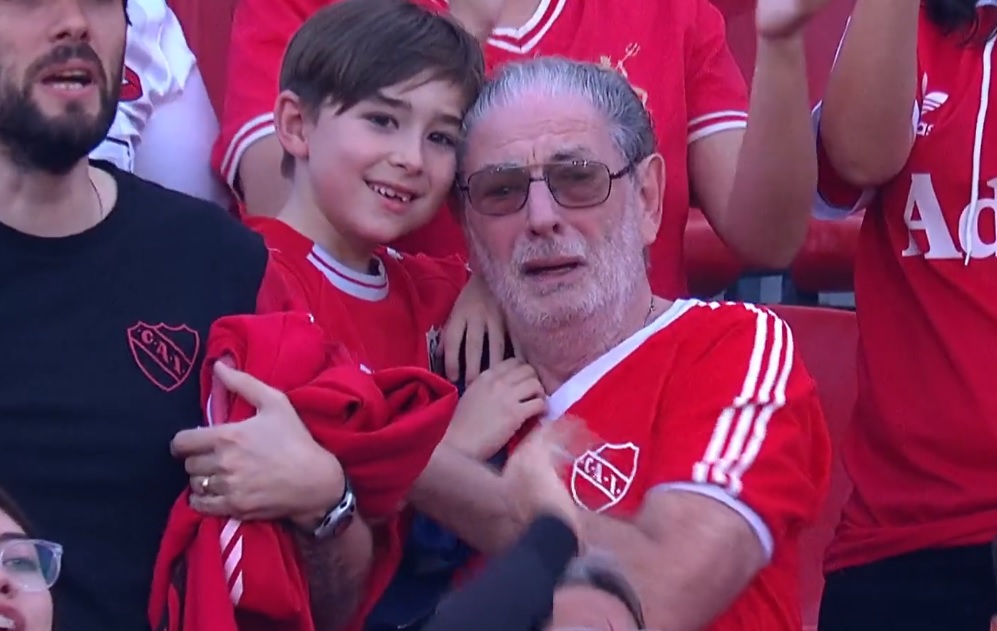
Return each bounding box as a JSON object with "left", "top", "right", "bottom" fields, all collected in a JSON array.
[{"left": 769, "top": 305, "right": 856, "bottom": 630}]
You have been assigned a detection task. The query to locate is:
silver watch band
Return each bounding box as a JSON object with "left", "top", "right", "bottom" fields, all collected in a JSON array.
[{"left": 312, "top": 476, "right": 356, "bottom": 539}]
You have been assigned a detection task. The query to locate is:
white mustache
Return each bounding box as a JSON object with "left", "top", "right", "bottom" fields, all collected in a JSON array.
[{"left": 512, "top": 238, "right": 587, "bottom": 269}]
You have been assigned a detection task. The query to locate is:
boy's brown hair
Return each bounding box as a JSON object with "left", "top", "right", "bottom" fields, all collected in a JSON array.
[{"left": 278, "top": 0, "right": 486, "bottom": 176}]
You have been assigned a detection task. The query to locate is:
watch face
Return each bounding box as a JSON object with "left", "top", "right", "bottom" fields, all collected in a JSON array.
[
  {"left": 316, "top": 486, "right": 357, "bottom": 539},
  {"left": 329, "top": 511, "right": 355, "bottom": 538}
]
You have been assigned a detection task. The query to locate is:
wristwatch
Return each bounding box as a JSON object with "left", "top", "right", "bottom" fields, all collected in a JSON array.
[{"left": 311, "top": 476, "right": 357, "bottom": 539}]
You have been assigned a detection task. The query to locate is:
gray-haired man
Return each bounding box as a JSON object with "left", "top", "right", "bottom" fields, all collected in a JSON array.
[{"left": 411, "top": 56, "right": 830, "bottom": 631}]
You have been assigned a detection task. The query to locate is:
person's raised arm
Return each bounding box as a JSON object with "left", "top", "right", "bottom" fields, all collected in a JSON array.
[
  {"left": 818, "top": 0, "right": 920, "bottom": 188},
  {"left": 212, "top": 0, "right": 324, "bottom": 216},
  {"left": 689, "top": 0, "right": 830, "bottom": 268}
]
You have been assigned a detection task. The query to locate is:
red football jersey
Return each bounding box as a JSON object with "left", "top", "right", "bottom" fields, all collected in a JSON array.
[
  {"left": 814, "top": 6, "right": 997, "bottom": 571},
  {"left": 536, "top": 299, "right": 829, "bottom": 631},
  {"left": 213, "top": 0, "right": 748, "bottom": 298},
  {"left": 248, "top": 217, "right": 468, "bottom": 371}
]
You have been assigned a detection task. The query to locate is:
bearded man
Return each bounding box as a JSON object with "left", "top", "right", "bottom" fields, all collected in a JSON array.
[
  {"left": 0, "top": 3, "right": 372, "bottom": 630},
  {"left": 411, "top": 57, "right": 832, "bottom": 631}
]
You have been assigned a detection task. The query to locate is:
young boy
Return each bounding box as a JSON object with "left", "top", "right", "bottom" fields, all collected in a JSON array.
[
  {"left": 249, "top": 1, "right": 546, "bottom": 629},
  {"left": 254, "top": 0, "right": 482, "bottom": 375}
]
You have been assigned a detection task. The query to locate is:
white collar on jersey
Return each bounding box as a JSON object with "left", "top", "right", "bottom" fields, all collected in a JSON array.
[{"left": 305, "top": 244, "right": 389, "bottom": 302}]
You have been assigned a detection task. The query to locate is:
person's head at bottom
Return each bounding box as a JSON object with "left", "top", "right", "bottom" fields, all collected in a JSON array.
[
  {"left": 0, "top": 487, "right": 62, "bottom": 631},
  {"left": 547, "top": 555, "right": 646, "bottom": 631}
]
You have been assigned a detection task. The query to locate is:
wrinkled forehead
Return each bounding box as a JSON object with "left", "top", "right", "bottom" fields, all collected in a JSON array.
[{"left": 462, "top": 91, "right": 619, "bottom": 173}]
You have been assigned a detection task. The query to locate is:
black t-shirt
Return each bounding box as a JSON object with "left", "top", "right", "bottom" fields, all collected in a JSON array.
[{"left": 0, "top": 162, "right": 285, "bottom": 631}]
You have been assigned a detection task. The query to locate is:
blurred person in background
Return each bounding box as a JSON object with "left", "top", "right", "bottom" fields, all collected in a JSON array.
[
  {"left": 93, "top": 0, "right": 227, "bottom": 205},
  {"left": 546, "top": 555, "right": 647, "bottom": 631},
  {"left": 813, "top": 0, "right": 997, "bottom": 628}
]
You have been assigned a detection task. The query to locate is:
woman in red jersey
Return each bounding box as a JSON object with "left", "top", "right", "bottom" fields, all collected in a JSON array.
[{"left": 813, "top": 0, "right": 997, "bottom": 629}]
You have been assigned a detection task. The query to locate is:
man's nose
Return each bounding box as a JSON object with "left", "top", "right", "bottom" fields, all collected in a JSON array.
[
  {"left": 525, "top": 180, "right": 565, "bottom": 237},
  {"left": 49, "top": 0, "right": 92, "bottom": 44}
]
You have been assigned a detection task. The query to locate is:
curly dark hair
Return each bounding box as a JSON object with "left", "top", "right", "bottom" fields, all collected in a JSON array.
[{"left": 925, "top": 0, "right": 997, "bottom": 43}]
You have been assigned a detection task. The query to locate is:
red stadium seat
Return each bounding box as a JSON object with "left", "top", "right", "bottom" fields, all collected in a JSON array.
[
  {"left": 769, "top": 305, "right": 856, "bottom": 630},
  {"left": 167, "top": 0, "right": 238, "bottom": 116},
  {"left": 790, "top": 213, "right": 863, "bottom": 293}
]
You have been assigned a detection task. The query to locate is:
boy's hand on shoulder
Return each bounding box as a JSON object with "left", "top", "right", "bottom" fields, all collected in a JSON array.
[
  {"left": 444, "top": 358, "right": 546, "bottom": 461},
  {"left": 442, "top": 274, "right": 513, "bottom": 384}
]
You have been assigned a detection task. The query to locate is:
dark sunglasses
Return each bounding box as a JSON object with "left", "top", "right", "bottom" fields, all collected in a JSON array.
[{"left": 458, "top": 160, "right": 636, "bottom": 217}]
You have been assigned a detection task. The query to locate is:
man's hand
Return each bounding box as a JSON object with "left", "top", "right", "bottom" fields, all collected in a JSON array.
[
  {"left": 755, "top": 0, "right": 830, "bottom": 39},
  {"left": 444, "top": 358, "right": 546, "bottom": 460},
  {"left": 171, "top": 360, "right": 344, "bottom": 529},
  {"left": 501, "top": 417, "right": 597, "bottom": 536},
  {"left": 448, "top": 0, "right": 504, "bottom": 43}
]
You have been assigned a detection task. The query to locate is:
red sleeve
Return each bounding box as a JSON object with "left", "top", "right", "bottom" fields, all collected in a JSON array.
[
  {"left": 654, "top": 305, "right": 831, "bottom": 547},
  {"left": 685, "top": 0, "right": 749, "bottom": 144},
  {"left": 254, "top": 252, "right": 311, "bottom": 314},
  {"left": 211, "top": 0, "right": 325, "bottom": 193}
]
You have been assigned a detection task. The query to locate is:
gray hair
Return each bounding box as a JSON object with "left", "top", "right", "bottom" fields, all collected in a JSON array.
[
  {"left": 458, "top": 56, "right": 656, "bottom": 171},
  {"left": 557, "top": 553, "right": 646, "bottom": 628}
]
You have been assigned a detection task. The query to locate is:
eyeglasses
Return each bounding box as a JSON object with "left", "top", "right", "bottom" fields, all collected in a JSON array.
[
  {"left": 458, "top": 160, "right": 635, "bottom": 217},
  {"left": 0, "top": 538, "right": 63, "bottom": 592}
]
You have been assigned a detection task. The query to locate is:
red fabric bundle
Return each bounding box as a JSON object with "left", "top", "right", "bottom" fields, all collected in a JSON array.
[{"left": 149, "top": 312, "right": 457, "bottom": 631}]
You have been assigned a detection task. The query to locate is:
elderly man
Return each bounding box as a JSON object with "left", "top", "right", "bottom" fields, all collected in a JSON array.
[{"left": 411, "top": 57, "right": 831, "bottom": 631}]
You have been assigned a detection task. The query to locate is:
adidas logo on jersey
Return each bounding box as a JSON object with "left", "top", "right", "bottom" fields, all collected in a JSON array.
[
  {"left": 917, "top": 74, "right": 949, "bottom": 137},
  {"left": 921, "top": 91, "right": 949, "bottom": 114}
]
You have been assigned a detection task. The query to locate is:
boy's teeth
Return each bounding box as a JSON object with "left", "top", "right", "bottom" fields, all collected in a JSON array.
[
  {"left": 369, "top": 183, "right": 412, "bottom": 202},
  {"left": 0, "top": 614, "right": 15, "bottom": 629}
]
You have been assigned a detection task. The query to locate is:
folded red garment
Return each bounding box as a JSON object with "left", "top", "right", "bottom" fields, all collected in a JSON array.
[{"left": 149, "top": 312, "right": 457, "bottom": 631}]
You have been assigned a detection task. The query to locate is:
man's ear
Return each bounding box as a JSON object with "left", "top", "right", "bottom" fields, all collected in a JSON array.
[
  {"left": 274, "top": 90, "right": 311, "bottom": 163},
  {"left": 634, "top": 153, "right": 665, "bottom": 247},
  {"left": 461, "top": 219, "right": 482, "bottom": 275}
]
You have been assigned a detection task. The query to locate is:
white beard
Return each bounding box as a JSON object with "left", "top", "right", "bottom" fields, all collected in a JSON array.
[{"left": 469, "top": 198, "right": 648, "bottom": 341}]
